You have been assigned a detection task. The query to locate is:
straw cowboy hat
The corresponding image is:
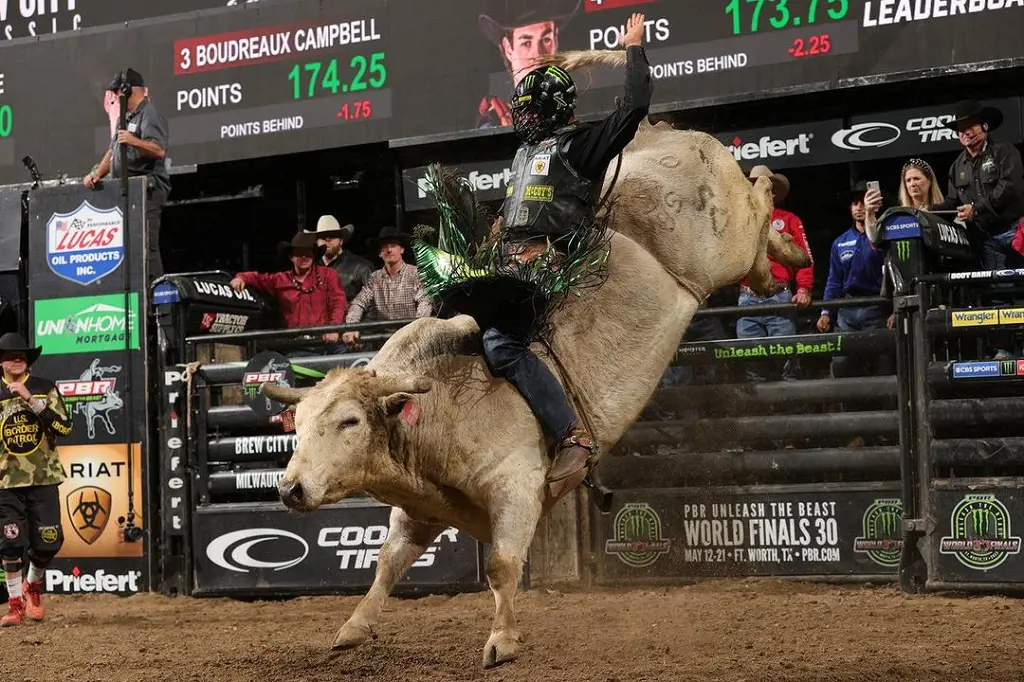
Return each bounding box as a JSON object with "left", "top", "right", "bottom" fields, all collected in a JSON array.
[
  {"left": 478, "top": 0, "right": 582, "bottom": 47},
  {"left": 309, "top": 215, "right": 355, "bottom": 243},
  {"left": 748, "top": 165, "right": 790, "bottom": 202},
  {"left": 276, "top": 231, "right": 325, "bottom": 260},
  {"left": 0, "top": 332, "right": 42, "bottom": 365},
  {"left": 943, "top": 100, "right": 1004, "bottom": 132}
]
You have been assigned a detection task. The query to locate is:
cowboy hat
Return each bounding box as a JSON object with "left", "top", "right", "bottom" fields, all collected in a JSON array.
[
  {"left": 748, "top": 165, "right": 790, "bottom": 202},
  {"left": 377, "top": 225, "right": 410, "bottom": 245},
  {"left": 276, "top": 231, "right": 325, "bottom": 259},
  {"left": 107, "top": 67, "right": 145, "bottom": 92},
  {"left": 837, "top": 180, "right": 870, "bottom": 205},
  {"left": 943, "top": 100, "right": 1004, "bottom": 132},
  {"left": 309, "top": 215, "right": 355, "bottom": 243},
  {"left": 479, "top": 0, "right": 582, "bottom": 48},
  {"left": 0, "top": 332, "right": 42, "bottom": 365}
]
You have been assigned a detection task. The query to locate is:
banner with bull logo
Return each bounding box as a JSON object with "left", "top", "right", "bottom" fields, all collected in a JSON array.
[{"left": 27, "top": 178, "right": 151, "bottom": 595}]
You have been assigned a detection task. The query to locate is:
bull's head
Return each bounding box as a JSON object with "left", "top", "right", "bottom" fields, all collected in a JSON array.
[{"left": 261, "top": 369, "right": 432, "bottom": 512}]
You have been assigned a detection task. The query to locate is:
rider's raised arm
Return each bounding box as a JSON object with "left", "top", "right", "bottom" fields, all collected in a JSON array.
[{"left": 561, "top": 43, "right": 653, "bottom": 183}]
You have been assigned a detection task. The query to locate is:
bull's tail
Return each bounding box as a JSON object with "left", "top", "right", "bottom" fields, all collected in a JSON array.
[{"left": 532, "top": 49, "right": 628, "bottom": 73}]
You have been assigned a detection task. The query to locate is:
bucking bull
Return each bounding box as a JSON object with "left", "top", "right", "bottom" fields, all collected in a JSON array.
[{"left": 260, "top": 49, "right": 809, "bottom": 669}]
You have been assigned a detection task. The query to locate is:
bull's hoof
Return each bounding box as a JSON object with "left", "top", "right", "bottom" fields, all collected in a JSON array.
[
  {"left": 332, "top": 620, "right": 376, "bottom": 650},
  {"left": 482, "top": 629, "right": 520, "bottom": 669}
]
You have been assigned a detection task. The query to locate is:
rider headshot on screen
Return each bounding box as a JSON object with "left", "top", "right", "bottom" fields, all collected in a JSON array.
[
  {"left": 482, "top": 11, "right": 652, "bottom": 499},
  {"left": 476, "top": 0, "right": 582, "bottom": 129}
]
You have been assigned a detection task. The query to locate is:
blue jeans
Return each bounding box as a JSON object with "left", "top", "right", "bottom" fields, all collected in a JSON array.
[
  {"left": 980, "top": 227, "right": 1022, "bottom": 357},
  {"left": 482, "top": 312, "right": 577, "bottom": 442},
  {"left": 736, "top": 289, "right": 798, "bottom": 382},
  {"left": 831, "top": 305, "right": 888, "bottom": 378}
]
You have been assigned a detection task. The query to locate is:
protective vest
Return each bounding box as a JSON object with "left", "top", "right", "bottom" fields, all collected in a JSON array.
[
  {"left": 0, "top": 376, "right": 72, "bottom": 489},
  {"left": 502, "top": 126, "right": 595, "bottom": 239}
]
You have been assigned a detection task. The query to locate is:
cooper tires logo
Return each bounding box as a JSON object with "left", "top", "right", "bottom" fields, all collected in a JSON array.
[
  {"left": 831, "top": 122, "right": 901, "bottom": 151},
  {"left": 206, "top": 528, "right": 309, "bottom": 573}
]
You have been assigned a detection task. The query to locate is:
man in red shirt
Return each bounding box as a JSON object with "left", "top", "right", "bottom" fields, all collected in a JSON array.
[
  {"left": 735, "top": 166, "right": 814, "bottom": 382},
  {"left": 230, "top": 231, "right": 348, "bottom": 354}
]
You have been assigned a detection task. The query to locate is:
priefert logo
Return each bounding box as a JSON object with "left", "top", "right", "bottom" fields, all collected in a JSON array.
[
  {"left": 46, "top": 566, "right": 142, "bottom": 594},
  {"left": 416, "top": 168, "right": 512, "bottom": 198},
  {"left": 727, "top": 133, "right": 813, "bottom": 161}
]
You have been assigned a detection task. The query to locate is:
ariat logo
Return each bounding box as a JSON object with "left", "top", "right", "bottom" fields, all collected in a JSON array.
[{"left": 66, "top": 485, "right": 112, "bottom": 545}]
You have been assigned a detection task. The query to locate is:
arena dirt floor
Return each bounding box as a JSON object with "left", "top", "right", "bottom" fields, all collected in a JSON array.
[{"left": 2, "top": 578, "right": 1021, "bottom": 682}]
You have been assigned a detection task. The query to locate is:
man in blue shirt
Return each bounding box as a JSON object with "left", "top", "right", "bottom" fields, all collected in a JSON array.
[{"left": 816, "top": 181, "right": 892, "bottom": 378}]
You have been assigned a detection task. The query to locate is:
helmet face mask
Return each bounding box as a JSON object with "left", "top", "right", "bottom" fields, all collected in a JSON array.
[{"left": 510, "top": 66, "right": 576, "bottom": 144}]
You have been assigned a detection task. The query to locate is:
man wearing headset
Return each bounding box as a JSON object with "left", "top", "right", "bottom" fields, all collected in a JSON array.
[{"left": 83, "top": 68, "right": 171, "bottom": 284}]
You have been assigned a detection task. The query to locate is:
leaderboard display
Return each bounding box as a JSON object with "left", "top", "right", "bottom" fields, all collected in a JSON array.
[{"left": 0, "top": 0, "right": 1020, "bottom": 183}]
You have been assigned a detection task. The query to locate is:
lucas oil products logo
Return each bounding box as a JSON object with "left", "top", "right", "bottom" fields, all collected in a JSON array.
[{"left": 45, "top": 201, "right": 124, "bottom": 286}]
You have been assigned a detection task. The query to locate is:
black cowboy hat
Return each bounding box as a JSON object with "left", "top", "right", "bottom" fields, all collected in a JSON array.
[
  {"left": 837, "top": 180, "right": 870, "bottom": 205},
  {"left": 107, "top": 67, "right": 145, "bottom": 92},
  {"left": 0, "top": 332, "right": 42, "bottom": 365},
  {"left": 276, "top": 230, "right": 325, "bottom": 259},
  {"left": 377, "top": 225, "right": 410, "bottom": 245},
  {"left": 943, "top": 99, "right": 1004, "bottom": 132},
  {"left": 479, "top": 0, "right": 582, "bottom": 48}
]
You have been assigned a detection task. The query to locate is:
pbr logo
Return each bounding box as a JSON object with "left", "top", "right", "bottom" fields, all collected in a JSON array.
[
  {"left": 242, "top": 351, "right": 294, "bottom": 418},
  {"left": 939, "top": 494, "right": 1022, "bottom": 570},
  {"left": 853, "top": 498, "right": 904, "bottom": 568},
  {"left": 46, "top": 201, "right": 124, "bottom": 286},
  {"left": 66, "top": 485, "right": 112, "bottom": 545},
  {"left": 56, "top": 359, "right": 124, "bottom": 440},
  {"left": 604, "top": 502, "right": 671, "bottom": 568}
]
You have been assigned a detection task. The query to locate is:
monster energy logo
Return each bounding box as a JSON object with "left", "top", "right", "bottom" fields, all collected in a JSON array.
[
  {"left": 1000, "top": 360, "right": 1016, "bottom": 375},
  {"left": 853, "top": 498, "right": 904, "bottom": 568},
  {"left": 939, "top": 494, "right": 1021, "bottom": 570},
  {"left": 604, "top": 502, "right": 671, "bottom": 568},
  {"left": 893, "top": 239, "right": 912, "bottom": 262}
]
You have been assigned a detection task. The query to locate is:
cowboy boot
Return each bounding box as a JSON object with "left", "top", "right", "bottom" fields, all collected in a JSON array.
[
  {"left": 548, "top": 425, "right": 596, "bottom": 484},
  {"left": 22, "top": 580, "right": 44, "bottom": 621},
  {"left": 0, "top": 598, "right": 25, "bottom": 627}
]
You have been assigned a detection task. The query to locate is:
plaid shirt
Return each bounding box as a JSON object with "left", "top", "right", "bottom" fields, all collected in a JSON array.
[
  {"left": 236, "top": 265, "right": 347, "bottom": 329},
  {"left": 345, "top": 262, "right": 433, "bottom": 323}
]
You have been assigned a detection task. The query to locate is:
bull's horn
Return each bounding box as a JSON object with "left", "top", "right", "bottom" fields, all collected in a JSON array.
[
  {"left": 374, "top": 373, "right": 432, "bottom": 396},
  {"left": 260, "top": 383, "right": 310, "bottom": 405}
]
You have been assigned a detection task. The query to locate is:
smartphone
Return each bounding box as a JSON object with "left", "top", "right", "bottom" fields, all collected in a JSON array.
[{"left": 866, "top": 180, "right": 880, "bottom": 193}]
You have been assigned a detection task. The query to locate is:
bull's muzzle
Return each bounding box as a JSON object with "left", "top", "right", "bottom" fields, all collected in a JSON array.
[{"left": 278, "top": 478, "right": 305, "bottom": 510}]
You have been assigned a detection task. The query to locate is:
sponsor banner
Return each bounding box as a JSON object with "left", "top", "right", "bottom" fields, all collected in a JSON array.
[
  {"left": 43, "top": 557, "right": 146, "bottom": 596},
  {"left": 950, "top": 360, "right": 1024, "bottom": 380},
  {"left": 402, "top": 159, "right": 512, "bottom": 211},
  {"left": 56, "top": 443, "right": 145, "bottom": 559},
  {"left": 192, "top": 502, "right": 482, "bottom": 594},
  {"left": 32, "top": 292, "right": 140, "bottom": 355},
  {"left": 207, "top": 434, "right": 298, "bottom": 462},
  {"left": 950, "top": 308, "right": 1024, "bottom": 328},
  {"left": 242, "top": 350, "right": 294, "bottom": 418},
  {"left": 674, "top": 328, "right": 893, "bottom": 366},
  {"left": 712, "top": 119, "right": 848, "bottom": 170},
  {"left": 836, "top": 98, "right": 1023, "bottom": 160},
  {"left": 29, "top": 351, "right": 146, "bottom": 446},
  {"left": 598, "top": 487, "right": 904, "bottom": 581},
  {"left": 45, "top": 200, "right": 124, "bottom": 287},
  {"left": 160, "top": 367, "right": 188, "bottom": 538},
  {"left": 935, "top": 489, "right": 1024, "bottom": 581}
]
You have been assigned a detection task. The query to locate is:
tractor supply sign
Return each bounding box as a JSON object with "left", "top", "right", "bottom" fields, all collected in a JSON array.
[
  {"left": 33, "top": 293, "right": 140, "bottom": 354},
  {"left": 45, "top": 201, "right": 124, "bottom": 286}
]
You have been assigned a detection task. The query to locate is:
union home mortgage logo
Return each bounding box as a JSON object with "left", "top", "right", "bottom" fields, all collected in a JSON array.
[{"left": 33, "top": 294, "right": 140, "bottom": 355}]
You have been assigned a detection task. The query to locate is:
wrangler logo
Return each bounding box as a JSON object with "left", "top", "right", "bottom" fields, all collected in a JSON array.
[
  {"left": 951, "top": 310, "right": 998, "bottom": 327},
  {"left": 523, "top": 185, "right": 554, "bottom": 202},
  {"left": 998, "top": 308, "right": 1024, "bottom": 324}
]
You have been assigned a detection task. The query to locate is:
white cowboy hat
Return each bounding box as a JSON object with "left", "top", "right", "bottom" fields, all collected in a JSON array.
[
  {"left": 309, "top": 215, "right": 355, "bottom": 242},
  {"left": 747, "top": 165, "right": 790, "bottom": 203}
]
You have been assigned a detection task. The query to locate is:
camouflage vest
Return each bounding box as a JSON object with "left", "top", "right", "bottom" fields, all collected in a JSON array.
[
  {"left": 502, "top": 125, "right": 596, "bottom": 240},
  {"left": 0, "top": 376, "right": 69, "bottom": 489}
]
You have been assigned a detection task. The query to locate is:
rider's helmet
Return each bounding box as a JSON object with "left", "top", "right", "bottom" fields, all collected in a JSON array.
[{"left": 510, "top": 65, "right": 577, "bottom": 144}]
